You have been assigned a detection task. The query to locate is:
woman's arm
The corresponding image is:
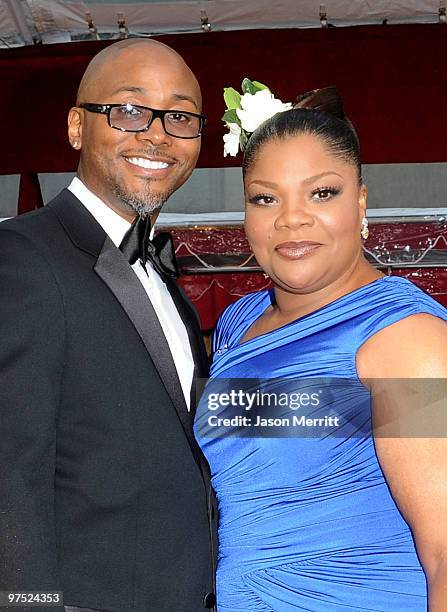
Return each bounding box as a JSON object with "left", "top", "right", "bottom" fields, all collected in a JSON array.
[{"left": 357, "top": 313, "right": 447, "bottom": 611}]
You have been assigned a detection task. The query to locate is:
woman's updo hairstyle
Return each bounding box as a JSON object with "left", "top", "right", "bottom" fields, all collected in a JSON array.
[{"left": 242, "top": 86, "right": 362, "bottom": 184}]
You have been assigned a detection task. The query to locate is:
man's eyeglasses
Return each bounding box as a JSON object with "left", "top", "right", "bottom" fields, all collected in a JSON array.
[{"left": 79, "top": 103, "right": 206, "bottom": 139}]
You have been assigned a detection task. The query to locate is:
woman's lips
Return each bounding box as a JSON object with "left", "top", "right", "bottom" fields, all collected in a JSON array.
[{"left": 275, "top": 241, "right": 322, "bottom": 259}]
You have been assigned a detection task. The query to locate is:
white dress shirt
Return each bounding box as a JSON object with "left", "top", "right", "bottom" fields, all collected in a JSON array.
[{"left": 68, "top": 177, "right": 194, "bottom": 410}]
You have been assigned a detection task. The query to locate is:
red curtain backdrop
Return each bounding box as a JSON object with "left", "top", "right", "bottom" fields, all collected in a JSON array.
[
  {"left": 0, "top": 24, "right": 446, "bottom": 175},
  {"left": 18, "top": 172, "right": 44, "bottom": 213},
  {"left": 171, "top": 220, "right": 447, "bottom": 330}
]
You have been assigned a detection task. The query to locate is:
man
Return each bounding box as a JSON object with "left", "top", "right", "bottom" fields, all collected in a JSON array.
[{"left": 0, "top": 39, "right": 216, "bottom": 611}]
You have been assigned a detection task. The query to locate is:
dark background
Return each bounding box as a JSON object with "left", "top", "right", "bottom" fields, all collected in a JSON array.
[{"left": 0, "top": 24, "right": 446, "bottom": 174}]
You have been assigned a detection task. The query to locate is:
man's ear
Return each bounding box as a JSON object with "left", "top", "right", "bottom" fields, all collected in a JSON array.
[{"left": 67, "top": 107, "right": 83, "bottom": 150}]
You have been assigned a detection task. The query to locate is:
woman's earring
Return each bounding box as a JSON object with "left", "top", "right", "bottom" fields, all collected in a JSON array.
[
  {"left": 72, "top": 141, "right": 79, "bottom": 149},
  {"left": 361, "top": 217, "right": 369, "bottom": 240}
]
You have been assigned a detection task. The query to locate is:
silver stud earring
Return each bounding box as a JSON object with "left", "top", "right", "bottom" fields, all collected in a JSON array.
[
  {"left": 361, "top": 217, "right": 369, "bottom": 240},
  {"left": 72, "top": 141, "right": 79, "bottom": 149}
]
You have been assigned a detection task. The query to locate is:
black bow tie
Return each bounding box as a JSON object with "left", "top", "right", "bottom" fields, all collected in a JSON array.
[{"left": 119, "top": 215, "right": 179, "bottom": 279}]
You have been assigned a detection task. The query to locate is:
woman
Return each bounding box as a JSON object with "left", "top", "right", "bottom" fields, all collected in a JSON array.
[{"left": 194, "top": 87, "right": 447, "bottom": 611}]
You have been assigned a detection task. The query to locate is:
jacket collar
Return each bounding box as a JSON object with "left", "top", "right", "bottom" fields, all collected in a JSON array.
[
  {"left": 49, "top": 188, "right": 208, "bottom": 475},
  {"left": 48, "top": 188, "right": 108, "bottom": 258}
]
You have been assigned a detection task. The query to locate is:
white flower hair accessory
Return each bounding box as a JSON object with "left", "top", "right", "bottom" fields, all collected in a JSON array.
[{"left": 222, "top": 78, "right": 292, "bottom": 157}]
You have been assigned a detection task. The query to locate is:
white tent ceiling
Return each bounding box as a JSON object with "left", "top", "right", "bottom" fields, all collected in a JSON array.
[{"left": 0, "top": 0, "right": 446, "bottom": 48}]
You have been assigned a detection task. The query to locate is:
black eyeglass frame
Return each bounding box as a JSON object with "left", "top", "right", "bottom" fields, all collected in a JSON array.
[{"left": 79, "top": 102, "right": 207, "bottom": 139}]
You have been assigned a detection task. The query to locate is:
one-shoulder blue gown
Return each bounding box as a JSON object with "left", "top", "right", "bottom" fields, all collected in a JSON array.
[{"left": 194, "top": 277, "right": 447, "bottom": 611}]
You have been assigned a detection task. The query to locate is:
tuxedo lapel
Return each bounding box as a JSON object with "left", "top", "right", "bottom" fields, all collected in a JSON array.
[
  {"left": 95, "top": 238, "right": 186, "bottom": 411},
  {"left": 165, "top": 278, "right": 210, "bottom": 414},
  {"left": 95, "top": 241, "right": 207, "bottom": 473},
  {"left": 49, "top": 190, "right": 204, "bottom": 470}
]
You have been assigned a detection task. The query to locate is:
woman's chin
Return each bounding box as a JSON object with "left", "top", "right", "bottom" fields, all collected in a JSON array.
[{"left": 271, "top": 275, "right": 323, "bottom": 295}]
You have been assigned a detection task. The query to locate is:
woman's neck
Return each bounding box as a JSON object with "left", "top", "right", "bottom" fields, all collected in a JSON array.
[{"left": 272, "top": 260, "right": 381, "bottom": 322}]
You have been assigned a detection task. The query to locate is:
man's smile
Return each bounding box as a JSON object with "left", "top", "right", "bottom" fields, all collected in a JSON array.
[
  {"left": 122, "top": 153, "right": 176, "bottom": 178},
  {"left": 125, "top": 157, "right": 170, "bottom": 170}
]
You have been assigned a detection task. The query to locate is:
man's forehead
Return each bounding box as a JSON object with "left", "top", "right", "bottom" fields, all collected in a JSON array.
[
  {"left": 91, "top": 77, "right": 200, "bottom": 109},
  {"left": 107, "top": 85, "right": 200, "bottom": 109},
  {"left": 78, "top": 40, "right": 201, "bottom": 106}
]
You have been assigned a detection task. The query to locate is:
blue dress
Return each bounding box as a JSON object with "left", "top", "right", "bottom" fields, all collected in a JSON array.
[{"left": 194, "top": 277, "right": 447, "bottom": 611}]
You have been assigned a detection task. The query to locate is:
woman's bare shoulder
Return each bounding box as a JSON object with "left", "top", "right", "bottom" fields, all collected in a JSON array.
[{"left": 357, "top": 312, "right": 447, "bottom": 379}]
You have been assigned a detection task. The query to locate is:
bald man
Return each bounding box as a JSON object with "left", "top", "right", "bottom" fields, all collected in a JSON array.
[{"left": 0, "top": 39, "right": 216, "bottom": 612}]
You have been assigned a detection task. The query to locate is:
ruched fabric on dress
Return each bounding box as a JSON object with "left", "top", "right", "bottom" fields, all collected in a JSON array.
[{"left": 194, "top": 277, "right": 447, "bottom": 611}]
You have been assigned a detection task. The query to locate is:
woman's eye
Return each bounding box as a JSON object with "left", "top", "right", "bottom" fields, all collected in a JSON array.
[
  {"left": 311, "top": 187, "right": 341, "bottom": 201},
  {"left": 248, "top": 194, "right": 276, "bottom": 206}
]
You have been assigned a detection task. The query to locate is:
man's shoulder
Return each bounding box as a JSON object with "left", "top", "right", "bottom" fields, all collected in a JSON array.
[
  {"left": 0, "top": 189, "right": 95, "bottom": 265},
  {"left": 0, "top": 211, "right": 58, "bottom": 263},
  {"left": 0, "top": 188, "right": 103, "bottom": 253},
  {"left": 0, "top": 190, "right": 71, "bottom": 238}
]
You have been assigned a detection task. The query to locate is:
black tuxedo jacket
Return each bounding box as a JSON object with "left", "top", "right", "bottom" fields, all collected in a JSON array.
[{"left": 0, "top": 190, "right": 216, "bottom": 611}]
